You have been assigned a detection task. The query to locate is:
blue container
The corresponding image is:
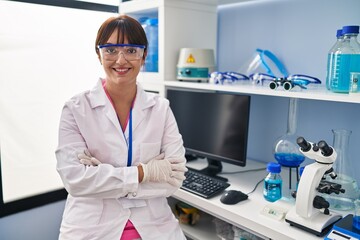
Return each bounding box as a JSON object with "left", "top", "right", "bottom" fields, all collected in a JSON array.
[
  {"left": 263, "top": 162, "right": 282, "bottom": 202},
  {"left": 329, "top": 25, "right": 360, "bottom": 93},
  {"left": 143, "top": 18, "right": 158, "bottom": 72}
]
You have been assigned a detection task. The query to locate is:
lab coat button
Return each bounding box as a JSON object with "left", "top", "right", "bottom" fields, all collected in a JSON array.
[{"left": 132, "top": 192, "right": 137, "bottom": 197}]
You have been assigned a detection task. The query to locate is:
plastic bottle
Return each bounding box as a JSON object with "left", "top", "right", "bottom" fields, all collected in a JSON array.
[
  {"left": 329, "top": 25, "right": 360, "bottom": 93},
  {"left": 326, "top": 29, "right": 343, "bottom": 90},
  {"left": 143, "top": 18, "right": 158, "bottom": 72},
  {"left": 263, "top": 162, "right": 282, "bottom": 202}
]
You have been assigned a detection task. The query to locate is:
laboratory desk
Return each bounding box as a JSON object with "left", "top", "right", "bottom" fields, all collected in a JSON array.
[{"left": 170, "top": 158, "right": 350, "bottom": 240}]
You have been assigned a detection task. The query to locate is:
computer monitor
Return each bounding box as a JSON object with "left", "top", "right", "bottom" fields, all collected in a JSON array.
[{"left": 166, "top": 88, "right": 251, "bottom": 180}]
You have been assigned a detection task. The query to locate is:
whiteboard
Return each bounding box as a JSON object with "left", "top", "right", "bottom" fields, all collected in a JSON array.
[{"left": 0, "top": 1, "right": 116, "bottom": 203}]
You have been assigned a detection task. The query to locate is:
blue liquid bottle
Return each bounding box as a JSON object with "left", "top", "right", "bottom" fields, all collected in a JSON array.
[
  {"left": 326, "top": 29, "right": 343, "bottom": 90},
  {"left": 143, "top": 18, "right": 159, "bottom": 72},
  {"left": 263, "top": 162, "right": 282, "bottom": 202},
  {"left": 330, "top": 25, "right": 360, "bottom": 93}
]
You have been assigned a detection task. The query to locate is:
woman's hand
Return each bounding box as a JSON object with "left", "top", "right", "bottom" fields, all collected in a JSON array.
[
  {"left": 140, "top": 153, "right": 187, "bottom": 187},
  {"left": 78, "top": 149, "right": 102, "bottom": 166}
]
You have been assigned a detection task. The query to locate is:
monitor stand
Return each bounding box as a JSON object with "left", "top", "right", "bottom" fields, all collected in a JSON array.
[{"left": 197, "top": 159, "right": 228, "bottom": 182}]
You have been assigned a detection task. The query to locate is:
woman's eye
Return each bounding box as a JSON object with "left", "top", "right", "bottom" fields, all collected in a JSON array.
[
  {"left": 127, "top": 48, "right": 137, "bottom": 54},
  {"left": 106, "top": 47, "right": 117, "bottom": 54}
]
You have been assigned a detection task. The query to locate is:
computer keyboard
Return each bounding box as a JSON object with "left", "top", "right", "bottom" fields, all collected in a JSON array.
[{"left": 181, "top": 169, "right": 230, "bottom": 199}]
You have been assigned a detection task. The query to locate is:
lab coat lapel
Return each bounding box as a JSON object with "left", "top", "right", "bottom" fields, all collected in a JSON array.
[
  {"left": 132, "top": 84, "right": 156, "bottom": 132},
  {"left": 88, "top": 79, "right": 122, "bottom": 132}
]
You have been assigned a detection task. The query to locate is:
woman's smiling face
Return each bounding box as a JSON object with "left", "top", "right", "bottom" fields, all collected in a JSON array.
[{"left": 101, "top": 31, "right": 146, "bottom": 85}]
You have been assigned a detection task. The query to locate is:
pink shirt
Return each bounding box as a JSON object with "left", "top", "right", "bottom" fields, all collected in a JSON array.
[
  {"left": 120, "top": 220, "right": 141, "bottom": 240},
  {"left": 102, "top": 80, "right": 141, "bottom": 240}
]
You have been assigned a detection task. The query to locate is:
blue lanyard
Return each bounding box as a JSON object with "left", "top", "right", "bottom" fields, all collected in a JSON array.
[{"left": 126, "top": 108, "right": 133, "bottom": 167}]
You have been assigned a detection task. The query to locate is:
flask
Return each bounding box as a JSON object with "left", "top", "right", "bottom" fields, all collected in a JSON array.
[
  {"left": 326, "top": 29, "right": 343, "bottom": 90},
  {"left": 273, "top": 98, "right": 304, "bottom": 199},
  {"left": 143, "top": 18, "right": 158, "bottom": 72},
  {"left": 324, "top": 129, "right": 360, "bottom": 211},
  {"left": 263, "top": 162, "right": 282, "bottom": 202},
  {"left": 329, "top": 25, "right": 360, "bottom": 93}
]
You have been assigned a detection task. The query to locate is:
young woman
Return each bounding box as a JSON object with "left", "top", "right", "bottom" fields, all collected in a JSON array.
[{"left": 55, "top": 15, "right": 187, "bottom": 240}]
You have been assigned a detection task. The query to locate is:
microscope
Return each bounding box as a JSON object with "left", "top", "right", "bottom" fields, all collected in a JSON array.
[{"left": 285, "top": 136, "right": 344, "bottom": 236}]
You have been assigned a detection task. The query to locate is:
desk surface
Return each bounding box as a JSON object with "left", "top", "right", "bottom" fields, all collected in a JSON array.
[{"left": 172, "top": 158, "right": 349, "bottom": 240}]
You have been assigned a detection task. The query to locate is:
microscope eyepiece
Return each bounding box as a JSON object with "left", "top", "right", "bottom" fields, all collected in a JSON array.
[
  {"left": 297, "top": 137, "right": 311, "bottom": 152},
  {"left": 318, "top": 140, "right": 333, "bottom": 157}
]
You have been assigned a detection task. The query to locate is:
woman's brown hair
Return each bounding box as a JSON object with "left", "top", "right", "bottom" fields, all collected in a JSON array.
[{"left": 95, "top": 15, "right": 148, "bottom": 60}]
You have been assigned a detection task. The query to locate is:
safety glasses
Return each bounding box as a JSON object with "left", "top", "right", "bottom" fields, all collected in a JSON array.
[
  {"left": 98, "top": 44, "right": 146, "bottom": 61},
  {"left": 250, "top": 73, "right": 321, "bottom": 90},
  {"left": 210, "top": 71, "right": 249, "bottom": 84}
]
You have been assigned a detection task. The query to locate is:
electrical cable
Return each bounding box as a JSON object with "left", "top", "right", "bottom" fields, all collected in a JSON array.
[
  {"left": 221, "top": 167, "right": 266, "bottom": 195},
  {"left": 221, "top": 167, "right": 266, "bottom": 174},
  {"left": 246, "top": 178, "right": 265, "bottom": 195}
]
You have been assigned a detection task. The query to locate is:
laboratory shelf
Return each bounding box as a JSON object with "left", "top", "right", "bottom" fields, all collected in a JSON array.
[
  {"left": 168, "top": 196, "right": 221, "bottom": 240},
  {"left": 164, "top": 81, "right": 360, "bottom": 104},
  {"left": 119, "top": 0, "right": 217, "bottom": 95}
]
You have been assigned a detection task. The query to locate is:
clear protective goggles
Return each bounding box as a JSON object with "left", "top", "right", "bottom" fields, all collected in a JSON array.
[
  {"left": 249, "top": 73, "right": 321, "bottom": 90},
  {"left": 210, "top": 71, "right": 249, "bottom": 84},
  {"left": 97, "top": 44, "right": 146, "bottom": 61}
]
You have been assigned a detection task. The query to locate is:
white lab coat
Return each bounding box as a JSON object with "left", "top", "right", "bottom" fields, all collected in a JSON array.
[{"left": 55, "top": 79, "right": 187, "bottom": 240}]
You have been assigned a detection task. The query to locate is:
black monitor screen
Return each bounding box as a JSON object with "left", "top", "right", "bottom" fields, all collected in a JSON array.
[{"left": 166, "top": 88, "right": 251, "bottom": 178}]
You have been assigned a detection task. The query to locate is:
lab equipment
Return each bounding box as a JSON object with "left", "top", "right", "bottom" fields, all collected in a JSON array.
[
  {"left": 273, "top": 98, "right": 304, "bottom": 199},
  {"left": 349, "top": 72, "right": 360, "bottom": 94},
  {"left": 329, "top": 25, "right": 360, "bottom": 93},
  {"left": 220, "top": 190, "right": 248, "bottom": 205},
  {"left": 143, "top": 18, "right": 158, "bottom": 72},
  {"left": 325, "top": 214, "right": 360, "bottom": 240},
  {"left": 249, "top": 73, "right": 321, "bottom": 90},
  {"left": 263, "top": 162, "right": 282, "bottom": 202},
  {"left": 166, "top": 88, "right": 250, "bottom": 179},
  {"left": 326, "top": 29, "right": 344, "bottom": 90},
  {"left": 269, "top": 75, "right": 321, "bottom": 91},
  {"left": 238, "top": 48, "right": 289, "bottom": 79},
  {"left": 209, "top": 71, "right": 249, "bottom": 84},
  {"left": 97, "top": 44, "right": 146, "bottom": 61},
  {"left": 285, "top": 136, "right": 343, "bottom": 237},
  {"left": 181, "top": 169, "right": 230, "bottom": 199},
  {"left": 177, "top": 48, "right": 215, "bottom": 82},
  {"left": 323, "top": 129, "right": 360, "bottom": 211}
]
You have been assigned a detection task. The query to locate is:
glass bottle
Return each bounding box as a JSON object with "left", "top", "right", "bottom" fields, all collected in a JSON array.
[
  {"left": 325, "top": 129, "right": 360, "bottom": 211},
  {"left": 143, "top": 18, "right": 159, "bottom": 72},
  {"left": 263, "top": 162, "right": 282, "bottom": 202},
  {"left": 326, "top": 29, "right": 343, "bottom": 90},
  {"left": 330, "top": 25, "right": 360, "bottom": 93}
]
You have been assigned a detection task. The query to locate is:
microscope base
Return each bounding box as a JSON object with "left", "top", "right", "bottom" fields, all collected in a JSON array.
[{"left": 285, "top": 207, "right": 342, "bottom": 236}]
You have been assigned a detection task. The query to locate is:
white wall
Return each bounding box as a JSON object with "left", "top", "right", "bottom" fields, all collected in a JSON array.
[{"left": 0, "top": 1, "right": 114, "bottom": 239}]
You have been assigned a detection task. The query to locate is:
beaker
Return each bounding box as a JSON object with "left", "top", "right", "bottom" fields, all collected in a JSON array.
[
  {"left": 273, "top": 98, "right": 305, "bottom": 200},
  {"left": 325, "top": 129, "right": 360, "bottom": 211}
]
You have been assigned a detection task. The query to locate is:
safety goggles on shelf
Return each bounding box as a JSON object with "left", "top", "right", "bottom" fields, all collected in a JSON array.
[
  {"left": 210, "top": 71, "right": 249, "bottom": 84},
  {"left": 249, "top": 73, "right": 321, "bottom": 90},
  {"left": 97, "top": 44, "right": 146, "bottom": 61}
]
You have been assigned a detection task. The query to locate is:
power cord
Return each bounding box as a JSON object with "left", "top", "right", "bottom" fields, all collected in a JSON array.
[
  {"left": 221, "top": 167, "right": 266, "bottom": 195},
  {"left": 246, "top": 178, "right": 265, "bottom": 195},
  {"left": 221, "top": 167, "right": 266, "bottom": 174}
]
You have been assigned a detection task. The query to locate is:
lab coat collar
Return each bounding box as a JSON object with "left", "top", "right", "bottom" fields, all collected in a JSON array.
[{"left": 88, "top": 78, "right": 156, "bottom": 132}]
